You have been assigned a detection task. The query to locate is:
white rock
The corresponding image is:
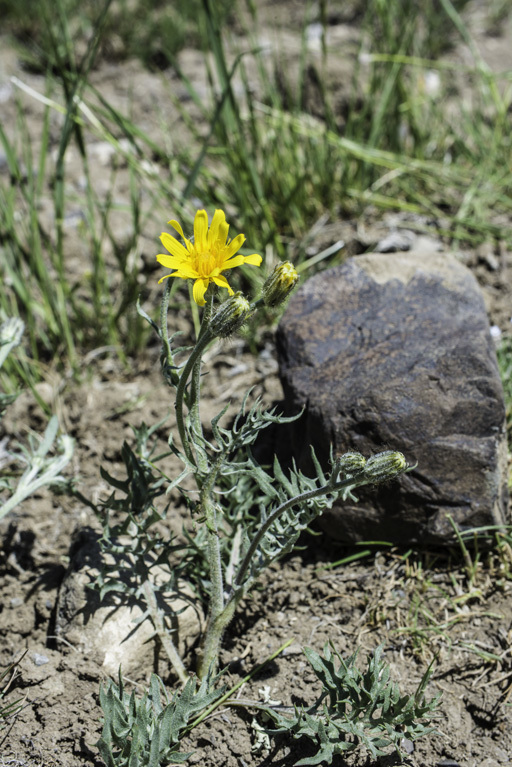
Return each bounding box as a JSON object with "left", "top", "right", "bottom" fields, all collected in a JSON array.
[{"left": 55, "top": 532, "right": 203, "bottom": 677}]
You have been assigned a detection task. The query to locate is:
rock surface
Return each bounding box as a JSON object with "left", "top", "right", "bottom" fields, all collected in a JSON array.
[
  {"left": 276, "top": 251, "right": 509, "bottom": 546},
  {"left": 55, "top": 530, "right": 203, "bottom": 676}
]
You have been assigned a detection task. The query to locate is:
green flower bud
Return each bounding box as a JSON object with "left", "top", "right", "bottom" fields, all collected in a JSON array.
[
  {"left": 335, "top": 451, "right": 366, "bottom": 478},
  {"left": 262, "top": 261, "right": 299, "bottom": 307},
  {"left": 364, "top": 450, "right": 407, "bottom": 483},
  {"left": 210, "top": 292, "right": 251, "bottom": 338}
]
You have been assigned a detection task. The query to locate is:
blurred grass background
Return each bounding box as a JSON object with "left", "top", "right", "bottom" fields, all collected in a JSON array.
[{"left": 0, "top": 0, "right": 511, "bottom": 445}]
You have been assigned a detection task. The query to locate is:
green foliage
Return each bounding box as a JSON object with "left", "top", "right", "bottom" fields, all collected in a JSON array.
[
  {"left": 0, "top": 413, "right": 75, "bottom": 520},
  {"left": 362, "top": 0, "right": 474, "bottom": 66},
  {"left": 0, "top": 0, "right": 152, "bottom": 372},
  {"left": 183, "top": 0, "right": 512, "bottom": 261},
  {"left": 86, "top": 276, "right": 410, "bottom": 685},
  {"left": 266, "top": 643, "right": 441, "bottom": 764},
  {"left": 228, "top": 447, "right": 370, "bottom": 593},
  {"left": 0, "top": 318, "right": 24, "bottom": 416},
  {"left": 0, "top": 318, "right": 74, "bottom": 519},
  {"left": 1, "top": 0, "right": 511, "bottom": 383},
  {"left": 97, "top": 671, "right": 223, "bottom": 767},
  {"left": 182, "top": 448, "right": 277, "bottom": 599},
  {"left": 85, "top": 432, "right": 194, "bottom": 599},
  {"left": 0, "top": 0, "right": 210, "bottom": 70}
]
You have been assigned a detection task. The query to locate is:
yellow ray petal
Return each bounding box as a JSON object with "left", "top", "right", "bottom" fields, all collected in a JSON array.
[
  {"left": 171, "top": 265, "right": 200, "bottom": 279},
  {"left": 194, "top": 210, "right": 209, "bottom": 250},
  {"left": 168, "top": 219, "right": 186, "bottom": 241},
  {"left": 212, "top": 274, "right": 234, "bottom": 294},
  {"left": 222, "top": 255, "right": 245, "bottom": 269},
  {"left": 217, "top": 220, "right": 229, "bottom": 248},
  {"left": 160, "top": 232, "right": 188, "bottom": 259},
  {"left": 243, "top": 253, "right": 262, "bottom": 266},
  {"left": 156, "top": 253, "right": 182, "bottom": 269},
  {"left": 225, "top": 233, "right": 245, "bottom": 258},
  {"left": 192, "top": 277, "right": 209, "bottom": 306},
  {"left": 208, "top": 209, "right": 226, "bottom": 246}
]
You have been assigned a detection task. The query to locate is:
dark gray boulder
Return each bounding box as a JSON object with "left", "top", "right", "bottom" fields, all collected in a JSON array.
[{"left": 276, "top": 252, "right": 509, "bottom": 546}]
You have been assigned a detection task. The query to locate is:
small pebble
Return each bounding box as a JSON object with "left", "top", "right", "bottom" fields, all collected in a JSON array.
[
  {"left": 0, "top": 83, "right": 13, "bottom": 104},
  {"left": 401, "top": 738, "right": 414, "bottom": 754},
  {"left": 32, "top": 653, "right": 49, "bottom": 666},
  {"left": 423, "top": 70, "right": 441, "bottom": 97},
  {"left": 306, "top": 22, "right": 323, "bottom": 46},
  {"left": 375, "top": 230, "right": 415, "bottom": 253},
  {"left": 482, "top": 252, "right": 500, "bottom": 271},
  {"left": 10, "top": 597, "right": 23, "bottom": 607},
  {"left": 282, "top": 643, "right": 303, "bottom": 656}
]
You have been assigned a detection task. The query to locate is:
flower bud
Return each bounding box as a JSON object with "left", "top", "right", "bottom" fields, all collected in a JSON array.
[
  {"left": 364, "top": 450, "right": 407, "bottom": 483},
  {"left": 210, "top": 292, "right": 251, "bottom": 338},
  {"left": 335, "top": 451, "right": 366, "bottom": 478},
  {"left": 261, "top": 261, "right": 299, "bottom": 307}
]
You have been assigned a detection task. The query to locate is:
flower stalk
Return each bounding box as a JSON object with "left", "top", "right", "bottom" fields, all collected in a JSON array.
[
  {"left": 95, "top": 208, "right": 410, "bottom": 687},
  {"left": 174, "top": 323, "right": 214, "bottom": 469},
  {"left": 156, "top": 212, "right": 409, "bottom": 679},
  {"left": 194, "top": 450, "right": 408, "bottom": 675}
]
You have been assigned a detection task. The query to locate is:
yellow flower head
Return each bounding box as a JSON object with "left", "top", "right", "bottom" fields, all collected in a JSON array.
[{"left": 157, "top": 209, "right": 262, "bottom": 306}]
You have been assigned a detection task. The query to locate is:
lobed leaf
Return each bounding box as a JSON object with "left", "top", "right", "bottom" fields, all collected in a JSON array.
[{"left": 264, "top": 642, "right": 441, "bottom": 762}]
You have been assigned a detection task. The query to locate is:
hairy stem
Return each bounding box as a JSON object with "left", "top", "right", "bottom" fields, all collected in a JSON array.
[
  {"left": 197, "top": 475, "right": 362, "bottom": 678},
  {"left": 189, "top": 639, "right": 294, "bottom": 730},
  {"left": 188, "top": 294, "right": 214, "bottom": 473},
  {"left": 197, "top": 596, "right": 235, "bottom": 680},
  {"left": 196, "top": 476, "right": 226, "bottom": 679},
  {"left": 174, "top": 329, "right": 213, "bottom": 467},
  {"left": 159, "top": 280, "right": 180, "bottom": 388},
  {"left": 233, "top": 475, "right": 363, "bottom": 590},
  {"left": 193, "top": 439, "right": 232, "bottom": 678}
]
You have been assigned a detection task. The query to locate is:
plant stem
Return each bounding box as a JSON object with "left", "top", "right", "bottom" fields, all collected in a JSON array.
[
  {"left": 232, "top": 475, "right": 361, "bottom": 590},
  {"left": 194, "top": 444, "right": 229, "bottom": 678},
  {"left": 197, "top": 595, "right": 235, "bottom": 681},
  {"left": 188, "top": 638, "right": 293, "bottom": 731},
  {"left": 189, "top": 294, "right": 214, "bottom": 472},
  {"left": 142, "top": 580, "right": 188, "bottom": 685},
  {"left": 159, "top": 280, "right": 180, "bottom": 387},
  {"left": 197, "top": 490, "right": 226, "bottom": 680},
  {"left": 197, "top": 474, "right": 362, "bottom": 679},
  {"left": 174, "top": 329, "right": 213, "bottom": 467}
]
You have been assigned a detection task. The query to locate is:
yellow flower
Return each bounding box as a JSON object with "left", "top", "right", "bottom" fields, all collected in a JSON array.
[{"left": 157, "top": 209, "right": 262, "bottom": 306}]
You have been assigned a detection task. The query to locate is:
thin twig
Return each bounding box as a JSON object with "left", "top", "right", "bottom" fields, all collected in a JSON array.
[{"left": 142, "top": 580, "right": 188, "bottom": 685}]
